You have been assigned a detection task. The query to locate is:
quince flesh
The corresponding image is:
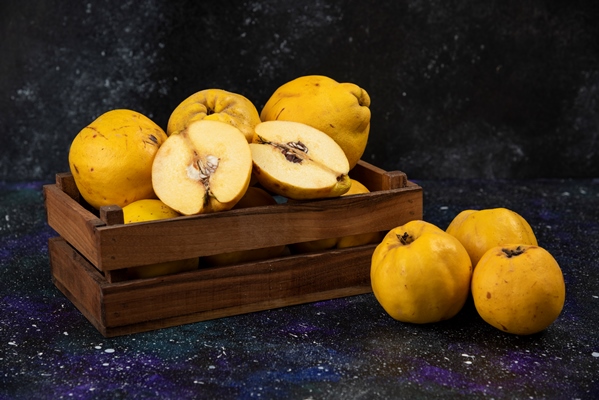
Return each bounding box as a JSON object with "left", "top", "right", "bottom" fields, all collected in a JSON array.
[
  {"left": 152, "top": 119, "right": 252, "bottom": 215},
  {"left": 250, "top": 120, "right": 351, "bottom": 200}
]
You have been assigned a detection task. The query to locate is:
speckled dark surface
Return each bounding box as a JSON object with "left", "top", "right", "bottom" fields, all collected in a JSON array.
[
  {"left": 1, "top": 178, "right": 598, "bottom": 399},
  {"left": 2, "top": 1, "right": 599, "bottom": 181}
]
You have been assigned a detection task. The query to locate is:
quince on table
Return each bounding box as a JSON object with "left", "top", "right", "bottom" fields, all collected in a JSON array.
[
  {"left": 371, "top": 220, "right": 472, "bottom": 324},
  {"left": 446, "top": 207, "right": 538, "bottom": 268}
]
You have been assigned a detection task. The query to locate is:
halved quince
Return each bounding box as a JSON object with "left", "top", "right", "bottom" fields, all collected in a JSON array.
[
  {"left": 249, "top": 121, "right": 351, "bottom": 200},
  {"left": 152, "top": 120, "right": 252, "bottom": 215}
]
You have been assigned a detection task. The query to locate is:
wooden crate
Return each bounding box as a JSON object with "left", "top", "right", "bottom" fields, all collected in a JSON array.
[{"left": 44, "top": 160, "right": 423, "bottom": 337}]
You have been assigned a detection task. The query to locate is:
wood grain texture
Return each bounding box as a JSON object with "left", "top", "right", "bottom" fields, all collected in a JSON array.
[
  {"left": 46, "top": 161, "right": 423, "bottom": 336},
  {"left": 43, "top": 183, "right": 104, "bottom": 268},
  {"left": 94, "top": 186, "right": 422, "bottom": 270},
  {"left": 44, "top": 161, "right": 422, "bottom": 271},
  {"left": 50, "top": 236, "right": 375, "bottom": 337},
  {"left": 48, "top": 237, "right": 105, "bottom": 332}
]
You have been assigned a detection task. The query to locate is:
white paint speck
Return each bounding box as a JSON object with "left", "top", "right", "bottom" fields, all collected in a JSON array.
[
  {"left": 592, "top": 352, "right": 599, "bottom": 357},
  {"left": 104, "top": 348, "right": 115, "bottom": 353}
]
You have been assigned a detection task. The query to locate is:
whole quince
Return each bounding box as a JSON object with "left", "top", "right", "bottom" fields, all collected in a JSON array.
[
  {"left": 472, "top": 244, "right": 565, "bottom": 335},
  {"left": 122, "top": 199, "right": 199, "bottom": 279},
  {"left": 370, "top": 220, "right": 472, "bottom": 324},
  {"left": 260, "top": 75, "right": 371, "bottom": 169},
  {"left": 167, "top": 88, "right": 261, "bottom": 142},
  {"left": 68, "top": 109, "right": 168, "bottom": 210},
  {"left": 446, "top": 208, "right": 538, "bottom": 268}
]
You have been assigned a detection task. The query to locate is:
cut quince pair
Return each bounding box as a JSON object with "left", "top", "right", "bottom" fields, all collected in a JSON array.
[
  {"left": 154, "top": 74, "right": 370, "bottom": 215},
  {"left": 154, "top": 89, "right": 354, "bottom": 215},
  {"left": 152, "top": 119, "right": 352, "bottom": 215}
]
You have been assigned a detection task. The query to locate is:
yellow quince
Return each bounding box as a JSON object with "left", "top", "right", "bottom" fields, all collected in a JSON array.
[
  {"left": 167, "top": 88, "right": 261, "bottom": 142},
  {"left": 260, "top": 75, "right": 371, "bottom": 169},
  {"left": 68, "top": 109, "right": 167, "bottom": 210},
  {"left": 371, "top": 220, "right": 472, "bottom": 324}
]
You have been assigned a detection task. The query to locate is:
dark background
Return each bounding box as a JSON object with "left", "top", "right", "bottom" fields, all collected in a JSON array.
[{"left": 1, "top": 0, "right": 598, "bottom": 182}]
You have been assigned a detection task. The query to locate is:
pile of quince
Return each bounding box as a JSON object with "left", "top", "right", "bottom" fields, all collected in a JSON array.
[
  {"left": 67, "top": 75, "right": 376, "bottom": 275},
  {"left": 370, "top": 208, "right": 566, "bottom": 335}
]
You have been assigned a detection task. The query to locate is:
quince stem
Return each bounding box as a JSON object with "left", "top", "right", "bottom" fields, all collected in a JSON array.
[
  {"left": 502, "top": 246, "right": 526, "bottom": 258},
  {"left": 397, "top": 232, "right": 414, "bottom": 245}
]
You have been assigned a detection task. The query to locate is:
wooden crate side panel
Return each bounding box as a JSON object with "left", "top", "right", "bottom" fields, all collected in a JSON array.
[
  {"left": 44, "top": 184, "right": 103, "bottom": 266},
  {"left": 100, "top": 244, "right": 375, "bottom": 330},
  {"left": 95, "top": 187, "right": 422, "bottom": 270},
  {"left": 48, "top": 237, "right": 107, "bottom": 335}
]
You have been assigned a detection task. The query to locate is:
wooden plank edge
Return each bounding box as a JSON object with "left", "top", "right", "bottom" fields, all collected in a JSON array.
[
  {"left": 100, "top": 244, "right": 376, "bottom": 326},
  {"left": 94, "top": 185, "right": 423, "bottom": 270},
  {"left": 101, "top": 286, "right": 372, "bottom": 337}
]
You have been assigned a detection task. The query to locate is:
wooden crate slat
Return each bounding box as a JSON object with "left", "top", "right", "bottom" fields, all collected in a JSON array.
[
  {"left": 94, "top": 186, "right": 422, "bottom": 270},
  {"left": 50, "top": 236, "right": 374, "bottom": 336},
  {"left": 350, "top": 161, "right": 407, "bottom": 191}
]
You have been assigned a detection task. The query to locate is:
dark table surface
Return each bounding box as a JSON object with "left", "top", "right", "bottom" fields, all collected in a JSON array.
[{"left": 1, "top": 178, "right": 598, "bottom": 399}]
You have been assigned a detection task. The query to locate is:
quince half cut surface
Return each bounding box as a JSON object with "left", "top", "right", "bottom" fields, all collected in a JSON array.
[
  {"left": 152, "top": 119, "right": 252, "bottom": 215},
  {"left": 249, "top": 120, "right": 351, "bottom": 200}
]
